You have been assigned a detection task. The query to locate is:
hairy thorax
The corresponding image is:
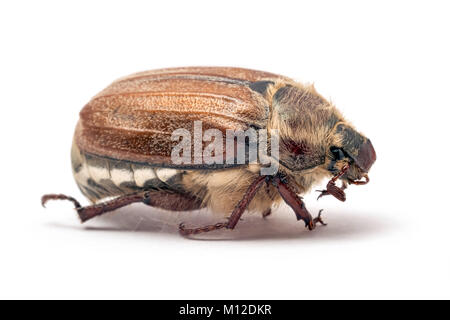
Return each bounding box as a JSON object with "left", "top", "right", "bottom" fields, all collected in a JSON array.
[{"left": 289, "top": 166, "right": 331, "bottom": 194}]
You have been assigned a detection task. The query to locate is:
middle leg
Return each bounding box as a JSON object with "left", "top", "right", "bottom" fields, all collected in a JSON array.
[
  {"left": 272, "top": 176, "right": 326, "bottom": 230},
  {"left": 179, "top": 175, "right": 267, "bottom": 236}
]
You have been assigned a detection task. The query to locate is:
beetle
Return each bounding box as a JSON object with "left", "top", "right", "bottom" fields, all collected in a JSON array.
[{"left": 42, "top": 67, "right": 376, "bottom": 236}]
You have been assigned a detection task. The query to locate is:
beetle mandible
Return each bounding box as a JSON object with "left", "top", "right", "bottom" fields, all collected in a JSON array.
[{"left": 42, "top": 67, "right": 376, "bottom": 236}]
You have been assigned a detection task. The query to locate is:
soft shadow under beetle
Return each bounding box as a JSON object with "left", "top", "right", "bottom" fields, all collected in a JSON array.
[{"left": 42, "top": 67, "right": 376, "bottom": 236}]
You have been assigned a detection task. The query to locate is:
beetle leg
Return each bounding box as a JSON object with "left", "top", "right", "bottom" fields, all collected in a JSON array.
[
  {"left": 42, "top": 191, "right": 153, "bottom": 222},
  {"left": 314, "top": 209, "right": 327, "bottom": 226},
  {"left": 179, "top": 222, "right": 229, "bottom": 236},
  {"left": 42, "top": 194, "right": 82, "bottom": 209},
  {"left": 179, "top": 175, "right": 267, "bottom": 236},
  {"left": 272, "top": 175, "right": 325, "bottom": 230},
  {"left": 262, "top": 208, "right": 272, "bottom": 219},
  {"left": 316, "top": 180, "right": 348, "bottom": 201},
  {"left": 316, "top": 164, "right": 350, "bottom": 201}
]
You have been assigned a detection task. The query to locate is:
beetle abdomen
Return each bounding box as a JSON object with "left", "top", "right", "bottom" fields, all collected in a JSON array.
[{"left": 71, "top": 142, "right": 185, "bottom": 203}]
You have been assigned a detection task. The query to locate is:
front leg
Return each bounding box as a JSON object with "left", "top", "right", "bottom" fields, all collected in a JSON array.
[
  {"left": 316, "top": 180, "right": 348, "bottom": 201},
  {"left": 316, "top": 163, "right": 350, "bottom": 201},
  {"left": 272, "top": 176, "right": 326, "bottom": 230}
]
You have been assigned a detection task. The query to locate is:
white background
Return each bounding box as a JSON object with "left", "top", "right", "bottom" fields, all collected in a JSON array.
[{"left": 1, "top": 1, "right": 449, "bottom": 299}]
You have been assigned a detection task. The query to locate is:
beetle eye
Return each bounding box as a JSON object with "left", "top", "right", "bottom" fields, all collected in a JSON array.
[{"left": 330, "top": 147, "right": 345, "bottom": 161}]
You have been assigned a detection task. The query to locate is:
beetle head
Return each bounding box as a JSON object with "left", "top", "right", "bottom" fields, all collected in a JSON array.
[
  {"left": 327, "top": 123, "right": 376, "bottom": 182},
  {"left": 270, "top": 84, "right": 376, "bottom": 184}
]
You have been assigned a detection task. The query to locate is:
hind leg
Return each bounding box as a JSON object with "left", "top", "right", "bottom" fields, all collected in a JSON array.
[{"left": 42, "top": 190, "right": 204, "bottom": 223}]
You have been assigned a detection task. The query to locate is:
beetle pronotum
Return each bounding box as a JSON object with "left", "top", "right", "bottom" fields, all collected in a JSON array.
[{"left": 42, "top": 67, "right": 376, "bottom": 236}]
